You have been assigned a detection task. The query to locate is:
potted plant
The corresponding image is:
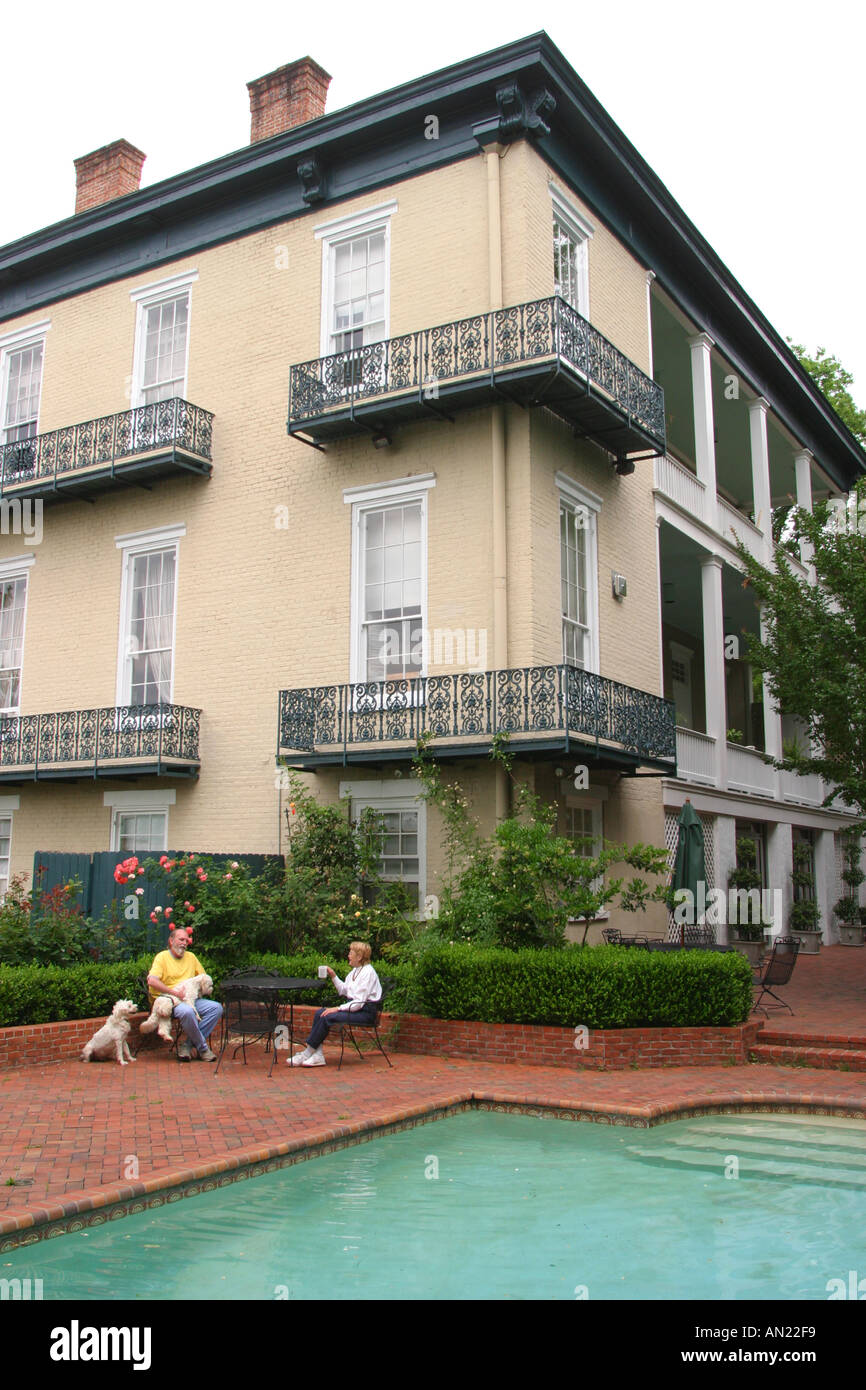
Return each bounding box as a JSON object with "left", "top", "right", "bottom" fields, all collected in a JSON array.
[
  {"left": 728, "top": 836, "right": 765, "bottom": 965},
  {"left": 789, "top": 842, "right": 822, "bottom": 954},
  {"left": 835, "top": 831, "right": 865, "bottom": 946}
]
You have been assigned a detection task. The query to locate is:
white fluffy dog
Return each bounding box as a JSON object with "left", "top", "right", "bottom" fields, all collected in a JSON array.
[
  {"left": 81, "top": 1000, "right": 138, "bottom": 1066},
  {"left": 140, "top": 974, "right": 214, "bottom": 1042}
]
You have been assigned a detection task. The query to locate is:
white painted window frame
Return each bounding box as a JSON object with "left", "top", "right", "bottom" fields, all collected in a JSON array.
[
  {"left": 339, "top": 776, "right": 426, "bottom": 916},
  {"left": 129, "top": 271, "right": 198, "bottom": 408},
  {"left": 557, "top": 472, "right": 601, "bottom": 675},
  {"left": 115, "top": 524, "right": 185, "bottom": 708},
  {"left": 550, "top": 186, "right": 593, "bottom": 318},
  {"left": 564, "top": 791, "right": 606, "bottom": 916},
  {"left": 0, "top": 320, "right": 50, "bottom": 446},
  {"left": 0, "top": 553, "right": 34, "bottom": 716},
  {"left": 106, "top": 788, "right": 176, "bottom": 854},
  {"left": 345, "top": 474, "right": 434, "bottom": 688},
  {"left": 316, "top": 201, "right": 397, "bottom": 359}
]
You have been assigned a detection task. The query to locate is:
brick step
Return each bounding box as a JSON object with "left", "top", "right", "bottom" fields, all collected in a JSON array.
[
  {"left": 751, "top": 1042, "right": 866, "bottom": 1071},
  {"left": 758, "top": 1030, "right": 866, "bottom": 1050}
]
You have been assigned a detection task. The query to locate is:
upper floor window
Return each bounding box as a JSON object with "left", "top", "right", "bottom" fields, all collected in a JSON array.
[
  {"left": 130, "top": 272, "right": 197, "bottom": 408},
  {"left": 317, "top": 202, "right": 396, "bottom": 360},
  {"left": 0, "top": 555, "right": 33, "bottom": 715},
  {"left": 0, "top": 323, "right": 49, "bottom": 446},
  {"left": 551, "top": 188, "right": 592, "bottom": 317},
  {"left": 116, "top": 525, "right": 185, "bottom": 706},
  {"left": 558, "top": 474, "right": 600, "bottom": 674},
  {"left": 345, "top": 472, "right": 432, "bottom": 687}
]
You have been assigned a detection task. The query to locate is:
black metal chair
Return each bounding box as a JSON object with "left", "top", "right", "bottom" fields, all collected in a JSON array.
[
  {"left": 330, "top": 978, "right": 395, "bottom": 1071},
  {"left": 216, "top": 970, "right": 283, "bottom": 1075},
  {"left": 601, "top": 928, "right": 622, "bottom": 944},
  {"left": 683, "top": 924, "right": 716, "bottom": 949},
  {"left": 752, "top": 936, "right": 800, "bottom": 1016}
]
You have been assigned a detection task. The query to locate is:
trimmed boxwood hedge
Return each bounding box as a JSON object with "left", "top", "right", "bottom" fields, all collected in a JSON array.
[
  {"left": 412, "top": 944, "right": 753, "bottom": 1028},
  {"left": 0, "top": 952, "right": 418, "bottom": 1028},
  {"left": 0, "top": 945, "right": 751, "bottom": 1030}
]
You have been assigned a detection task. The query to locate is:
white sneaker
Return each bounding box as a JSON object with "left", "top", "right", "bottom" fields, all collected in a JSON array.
[
  {"left": 301, "top": 1048, "right": 326, "bottom": 1067},
  {"left": 289, "top": 1046, "right": 313, "bottom": 1067}
]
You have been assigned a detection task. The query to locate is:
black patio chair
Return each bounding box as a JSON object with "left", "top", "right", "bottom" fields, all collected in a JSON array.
[
  {"left": 331, "top": 978, "right": 395, "bottom": 1071},
  {"left": 601, "top": 928, "right": 622, "bottom": 944},
  {"left": 683, "top": 924, "right": 716, "bottom": 949},
  {"left": 752, "top": 936, "right": 800, "bottom": 1016}
]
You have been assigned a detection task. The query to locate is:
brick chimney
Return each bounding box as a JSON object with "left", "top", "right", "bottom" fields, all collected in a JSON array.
[
  {"left": 74, "top": 140, "right": 146, "bottom": 214},
  {"left": 247, "top": 58, "right": 331, "bottom": 142}
]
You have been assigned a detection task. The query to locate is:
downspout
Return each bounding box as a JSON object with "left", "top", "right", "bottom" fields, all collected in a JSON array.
[{"left": 486, "top": 145, "right": 510, "bottom": 823}]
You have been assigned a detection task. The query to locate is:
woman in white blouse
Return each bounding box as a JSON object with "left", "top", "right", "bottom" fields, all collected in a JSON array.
[{"left": 289, "top": 940, "right": 383, "bottom": 1067}]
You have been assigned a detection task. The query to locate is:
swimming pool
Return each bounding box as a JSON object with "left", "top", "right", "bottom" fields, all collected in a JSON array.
[{"left": 3, "top": 1110, "right": 864, "bottom": 1300}]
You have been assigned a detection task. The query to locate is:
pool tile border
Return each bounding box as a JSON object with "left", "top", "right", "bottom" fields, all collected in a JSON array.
[{"left": 2, "top": 1091, "right": 865, "bottom": 1252}]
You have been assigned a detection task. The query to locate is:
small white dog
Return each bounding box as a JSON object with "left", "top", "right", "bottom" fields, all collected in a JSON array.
[
  {"left": 81, "top": 1000, "right": 138, "bottom": 1066},
  {"left": 140, "top": 974, "right": 214, "bottom": 1042}
]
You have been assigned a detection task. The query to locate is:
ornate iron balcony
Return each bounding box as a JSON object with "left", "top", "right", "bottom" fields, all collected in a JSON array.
[
  {"left": 278, "top": 665, "right": 676, "bottom": 772},
  {"left": 0, "top": 398, "right": 214, "bottom": 504},
  {"left": 0, "top": 704, "right": 201, "bottom": 782},
  {"left": 288, "top": 296, "right": 665, "bottom": 459}
]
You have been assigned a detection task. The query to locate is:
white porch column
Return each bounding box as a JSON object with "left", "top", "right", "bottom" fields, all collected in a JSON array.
[
  {"left": 766, "top": 821, "right": 793, "bottom": 942},
  {"left": 794, "top": 448, "right": 815, "bottom": 571},
  {"left": 815, "top": 829, "right": 837, "bottom": 944},
  {"left": 748, "top": 396, "right": 772, "bottom": 561},
  {"left": 715, "top": 813, "right": 737, "bottom": 943},
  {"left": 759, "top": 605, "right": 783, "bottom": 800},
  {"left": 700, "top": 554, "right": 727, "bottom": 789},
  {"left": 688, "top": 333, "right": 718, "bottom": 530}
]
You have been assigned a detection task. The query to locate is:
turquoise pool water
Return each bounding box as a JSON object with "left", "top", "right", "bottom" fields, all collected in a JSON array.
[{"left": 3, "top": 1110, "right": 865, "bottom": 1300}]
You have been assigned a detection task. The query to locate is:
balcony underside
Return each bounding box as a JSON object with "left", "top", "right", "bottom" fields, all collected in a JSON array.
[
  {"left": 0, "top": 757, "right": 200, "bottom": 784},
  {"left": 289, "top": 357, "right": 661, "bottom": 459},
  {"left": 279, "top": 731, "right": 674, "bottom": 774},
  {"left": 1, "top": 449, "right": 212, "bottom": 507}
]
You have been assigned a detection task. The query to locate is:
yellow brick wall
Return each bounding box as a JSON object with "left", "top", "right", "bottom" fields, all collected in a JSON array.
[{"left": 0, "top": 142, "right": 665, "bottom": 897}]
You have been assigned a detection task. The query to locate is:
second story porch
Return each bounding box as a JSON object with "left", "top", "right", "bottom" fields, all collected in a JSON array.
[{"left": 278, "top": 664, "right": 676, "bottom": 773}]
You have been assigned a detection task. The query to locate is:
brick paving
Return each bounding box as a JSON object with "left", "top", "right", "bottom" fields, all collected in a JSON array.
[{"left": 0, "top": 944, "right": 863, "bottom": 1242}]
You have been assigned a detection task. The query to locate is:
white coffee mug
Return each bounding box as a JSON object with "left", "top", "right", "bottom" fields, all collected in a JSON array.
[{"left": 317, "top": 965, "right": 329, "bottom": 979}]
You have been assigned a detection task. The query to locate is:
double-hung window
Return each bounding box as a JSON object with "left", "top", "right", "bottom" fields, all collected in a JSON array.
[
  {"left": 130, "top": 273, "right": 197, "bottom": 408},
  {"left": 0, "top": 815, "right": 12, "bottom": 897},
  {"left": 317, "top": 202, "right": 395, "bottom": 390},
  {"left": 551, "top": 188, "right": 592, "bottom": 317},
  {"left": 341, "top": 778, "right": 425, "bottom": 914},
  {"left": 346, "top": 474, "right": 432, "bottom": 686},
  {"left": 558, "top": 474, "right": 600, "bottom": 673},
  {"left": 107, "top": 790, "right": 174, "bottom": 854},
  {"left": 1, "top": 342, "right": 44, "bottom": 443},
  {"left": 116, "top": 526, "right": 184, "bottom": 708},
  {"left": 0, "top": 556, "right": 33, "bottom": 715}
]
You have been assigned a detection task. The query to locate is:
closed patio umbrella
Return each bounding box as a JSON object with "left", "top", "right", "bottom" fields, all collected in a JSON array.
[{"left": 670, "top": 800, "right": 706, "bottom": 946}]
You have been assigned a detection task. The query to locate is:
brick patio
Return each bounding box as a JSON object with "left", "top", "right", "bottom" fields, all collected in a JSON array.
[{"left": 0, "top": 944, "right": 863, "bottom": 1248}]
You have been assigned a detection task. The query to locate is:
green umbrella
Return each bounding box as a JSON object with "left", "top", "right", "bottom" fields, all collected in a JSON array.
[{"left": 670, "top": 800, "right": 706, "bottom": 946}]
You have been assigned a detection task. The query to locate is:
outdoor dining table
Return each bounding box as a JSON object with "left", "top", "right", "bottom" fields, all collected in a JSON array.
[{"left": 214, "top": 973, "right": 328, "bottom": 1078}]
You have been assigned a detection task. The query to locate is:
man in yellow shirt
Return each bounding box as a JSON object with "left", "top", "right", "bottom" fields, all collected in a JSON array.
[{"left": 147, "top": 926, "right": 223, "bottom": 1061}]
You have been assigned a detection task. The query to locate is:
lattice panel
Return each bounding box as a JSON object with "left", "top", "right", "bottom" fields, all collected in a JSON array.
[{"left": 664, "top": 809, "right": 716, "bottom": 940}]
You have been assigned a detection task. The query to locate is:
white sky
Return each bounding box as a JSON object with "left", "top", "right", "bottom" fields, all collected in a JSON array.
[{"left": 3, "top": 0, "right": 865, "bottom": 402}]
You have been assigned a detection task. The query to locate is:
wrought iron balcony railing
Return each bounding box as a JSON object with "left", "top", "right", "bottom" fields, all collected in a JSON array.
[
  {"left": 288, "top": 296, "right": 665, "bottom": 459},
  {"left": 0, "top": 704, "right": 201, "bottom": 781},
  {"left": 0, "top": 398, "right": 214, "bottom": 503},
  {"left": 278, "top": 665, "right": 676, "bottom": 771}
]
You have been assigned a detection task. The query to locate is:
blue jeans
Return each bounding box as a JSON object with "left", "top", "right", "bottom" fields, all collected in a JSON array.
[
  {"left": 306, "top": 1003, "right": 377, "bottom": 1050},
  {"left": 174, "top": 998, "right": 223, "bottom": 1053}
]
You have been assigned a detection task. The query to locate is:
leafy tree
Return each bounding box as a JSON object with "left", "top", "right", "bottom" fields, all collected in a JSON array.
[
  {"left": 734, "top": 481, "right": 866, "bottom": 821},
  {"left": 788, "top": 342, "right": 866, "bottom": 446}
]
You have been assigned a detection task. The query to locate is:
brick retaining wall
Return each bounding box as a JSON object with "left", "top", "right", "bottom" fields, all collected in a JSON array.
[{"left": 0, "top": 1007, "right": 762, "bottom": 1070}]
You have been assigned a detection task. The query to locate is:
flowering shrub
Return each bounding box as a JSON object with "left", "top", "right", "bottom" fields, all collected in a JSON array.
[{"left": 0, "top": 875, "right": 89, "bottom": 967}]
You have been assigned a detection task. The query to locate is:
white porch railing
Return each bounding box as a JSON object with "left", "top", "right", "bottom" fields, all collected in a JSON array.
[
  {"left": 675, "top": 728, "right": 717, "bottom": 785},
  {"left": 654, "top": 454, "right": 706, "bottom": 525},
  {"left": 727, "top": 743, "right": 776, "bottom": 796},
  {"left": 781, "top": 769, "right": 823, "bottom": 806},
  {"left": 717, "top": 498, "right": 766, "bottom": 557}
]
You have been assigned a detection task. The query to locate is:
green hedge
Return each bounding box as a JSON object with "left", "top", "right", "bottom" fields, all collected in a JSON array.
[
  {"left": 0, "top": 953, "right": 418, "bottom": 1028},
  {"left": 413, "top": 944, "right": 754, "bottom": 1028},
  {"left": 0, "top": 945, "right": 752, "bottom": 1030}
]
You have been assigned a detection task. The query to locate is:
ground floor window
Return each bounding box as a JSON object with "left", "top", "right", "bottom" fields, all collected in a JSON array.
[
  {"left": 112, "top": 810, "right": 168, "bottom": 853},
  {"left": 341, "top": 778, "right": 426, "bottom": 915},
  {"left": 792, "top": 827, "right": 816, "bottom": 902},
  {"left": 0, "top": 815, "right": 11, "bottom": 896}
]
